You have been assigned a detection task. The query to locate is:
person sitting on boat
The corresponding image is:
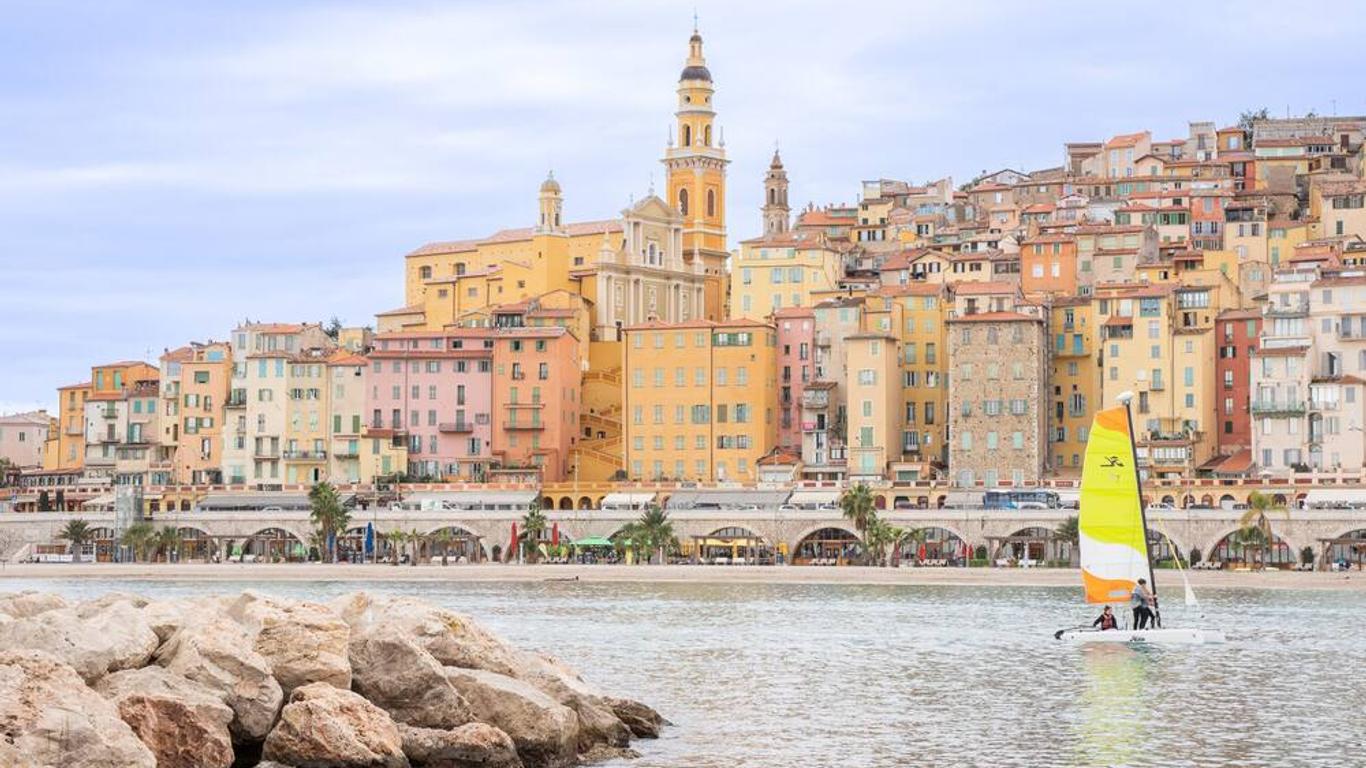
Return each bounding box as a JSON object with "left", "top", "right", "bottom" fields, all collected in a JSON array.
[
  {"left": 1091, "top": 605, "right": 1118, "bottom": 630},
  {"left": 1131, "top": 578, "right": 1155, "bottom": 630}
]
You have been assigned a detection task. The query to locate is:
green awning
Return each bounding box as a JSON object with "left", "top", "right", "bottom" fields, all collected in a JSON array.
[{"left": 572, "top": 537, "right": 615, "bottom": 548}]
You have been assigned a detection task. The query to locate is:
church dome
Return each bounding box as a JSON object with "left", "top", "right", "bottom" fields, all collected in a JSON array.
[
  {"left": 540, "top": 172, "right": 561, "bottom": 194},
  {"left": 680, "top": 64, "right": 711, "bottom": 82}
]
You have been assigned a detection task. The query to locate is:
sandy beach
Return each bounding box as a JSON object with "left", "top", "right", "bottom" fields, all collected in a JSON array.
[{"left": 0, "top": 562, "right": 1361, "bottom": 591}]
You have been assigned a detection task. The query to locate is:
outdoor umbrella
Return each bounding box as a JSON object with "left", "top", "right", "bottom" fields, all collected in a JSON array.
[
  {"left": 509, "top": 522, "right": 519, "bottom": 563},
  {"left": 364, "top": 522, "right": 375, "bottom": 561},
  {"left": 551, "top": 522, "right": 560, "bottom": 547}
]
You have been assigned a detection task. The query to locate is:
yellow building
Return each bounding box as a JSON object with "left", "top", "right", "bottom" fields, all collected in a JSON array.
[
  {"left": 45, "top": 381, "right": 91, "bottom": 470},
  {"left": 1049, "top": 298, "right": 1100, "bottom": 475},
  {"left": 845, "top": 332, "right": 900, "bottom": 480},
  {"left": 730, "top": 231, "right": 842, "bottom": 320},
  {"left": 861, "top": 284, "right": 949, "bottom": 480},
  {"left": 1094, "top": 283, "right": 1233, "bottom": 478},
  {"left": 621, "top": 319, "right": 776, "bottom": 482},
  {"left": 159, "top": 341, "right": 231, "bottom": 485},
  {"left": 1308, "top": 178, "right": 1366, "bottom": 240}
]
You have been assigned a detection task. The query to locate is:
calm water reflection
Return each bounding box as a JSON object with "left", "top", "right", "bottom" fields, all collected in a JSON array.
[{"left": 9, "top": 578, "right": 1364, "bottom": 767}]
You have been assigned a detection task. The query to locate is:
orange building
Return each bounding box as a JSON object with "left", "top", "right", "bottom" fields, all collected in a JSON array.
[
  {"left": 160, "top": 341, "right": 232, "bottom": 484},
  {"left": 1020, "top": 234, "right": 1078, "bottom": 297},
  {"left": 46, "top": 381, "right": 91, "bottom": 470},
  {"left": 490, "top": 327, "right": 581, "bottom": 482}
]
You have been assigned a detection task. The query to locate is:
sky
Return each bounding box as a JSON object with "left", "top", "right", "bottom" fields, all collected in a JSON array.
[{"left": 4, "top": 0, "right": 1366, "bottom": 413}]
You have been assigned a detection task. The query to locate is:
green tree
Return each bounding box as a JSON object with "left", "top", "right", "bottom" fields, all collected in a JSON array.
[
  {"left": 384, "top": 529, "right": 407, "bottom": 566},
  {"left": 521, "top": 503, "right": 547, "bottom": 563},
  {"left": 409, "top": 528, "right": 424, "bottom": 567},
  {"left": 864, "top": 518, "right": 905, "bottom": 567},
  {"left": 1238, "top": 491, "right": 1286, "bottom": 570},
  {"left": 1055, "top": 515, "right": 1080, "bottom": 566},
  {"left": 58, "top": 518, "right": 92, "bottom": 563},
  {"left": 308, "top": 481, "right": 351, "bottom": 564},
  {"left": 120, "top": 522, "right": 155, "bottom": 562},
  {"left": 153, "top": 527, "right": 181, "bottom": 563},
  {"left": 839, "top": 484, "right": 878, "bottom": 562},
  {"left": 323, "top": 316, "right": 343, "bottom": 340},
  {"left": 635, "top": 504, "right": 676, "bottom": 564},
  {"left": 1238, "top": 107, "right": 1269, "bottom": 131}
]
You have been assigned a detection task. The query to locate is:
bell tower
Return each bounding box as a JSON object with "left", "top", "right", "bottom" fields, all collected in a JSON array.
[
  {"left": 536, "top": 171, "right": 563, "bottom": 234},
  {"left": 762, "top": 148, "right": 790, "bottom": 235},
  {"left": 663, "top": 26, "right": 728, "bottom": 320}
]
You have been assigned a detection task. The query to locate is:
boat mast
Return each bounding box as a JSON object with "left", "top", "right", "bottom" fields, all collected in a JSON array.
[{"left": 1118, "top": 394, "right": 1158, "bottom": 600}]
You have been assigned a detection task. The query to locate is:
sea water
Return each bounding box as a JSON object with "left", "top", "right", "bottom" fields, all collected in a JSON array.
[{"left": 8, "top": 578, "right": 1362, "bottom": 767}]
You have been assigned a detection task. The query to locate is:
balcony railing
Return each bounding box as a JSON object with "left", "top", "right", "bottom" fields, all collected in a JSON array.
[
  {"left": 100, "top": 407, "right": 118, "bottom": 419},
  {"left": 438, "top": 422, "right": 474, "bottom": 433},
  {"left": 802, "top": 390, "right": 830, "bottom": 409},
  {"left": 503, "top": 420, "right": 544, "bottom": 431},
  {"left": 1263, "top": 302, "right": 1309, "bottom": 317},
  {"left": 1250, "top": 400, "right": 1306, "bottom": 416},
  {"left": 282, "top": 450, "right": 327, "bottom": 460}
]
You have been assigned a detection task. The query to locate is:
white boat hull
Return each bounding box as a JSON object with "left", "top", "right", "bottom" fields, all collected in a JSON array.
[{"left": 1055, "top": 627, "right": 1226, "bottom": 645}]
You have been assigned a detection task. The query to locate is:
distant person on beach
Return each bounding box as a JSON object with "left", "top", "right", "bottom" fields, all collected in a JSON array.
[
  {"left": 1092, "top": 605, "right": 1118, "bottom": 630},
  {"left": 1131, "top": 578, "right": 1155, "bottom": 629}
]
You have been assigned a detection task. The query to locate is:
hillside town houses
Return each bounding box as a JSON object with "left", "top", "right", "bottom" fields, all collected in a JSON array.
[{"left": 7, "top": 30, "right": 1366, "bottom": 514}]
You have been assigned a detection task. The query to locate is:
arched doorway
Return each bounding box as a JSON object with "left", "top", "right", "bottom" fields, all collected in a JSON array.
[
  {"left": 175, "top": 527, "right": 213, "bottom": 562},
  {"left": 691, "top": 526, "right": 773, "bottom": 565},
  {"left": 1218, "top": 494, "right": 1236, "bottom": 509},
  {"left": 990, "top": 527, "right": 1064, "bottom": 566},
  {"left": 88, "top": 526, "right": 117, "bottom": 563},
  {"left": 1323, "top": 529, "right": 1366, "bottom": 570},
  {"left": 578, "top": 496, "right": 593, "bottom": 510},
  {"left": 1209, "top": 530, "right": 1293, "bottom": 569},
  {"left": 558, "top": 497, "right": 573, "bottom": 510},
  {"left": 793, "top": 527, "right": 863, "bottom": 566},
  {"left": 1160, "top": 495, "right": 1175, "bottom": 506},
  {"left": 238, "top": 528, "right": 306, "bottom": 563},
  {"left": 896, "top": 526, "right": 968, "bottom": 566},
  {"left": 426, "top": 525, "right": 486, "bottom": 564}
]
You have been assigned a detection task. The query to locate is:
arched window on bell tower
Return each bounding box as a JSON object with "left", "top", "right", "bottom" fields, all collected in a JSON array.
[
  {"left": 679, "top": 188, "right": 689, "bottom": 216},
  {"left": 683, "top": 125, "right": 691, "bottom": 147},
  {"left": 706, "top": 189, "right": 715, "bottom": 217},
  {"left": 704, "top": 125, "right": 711, "bottom": 146}
]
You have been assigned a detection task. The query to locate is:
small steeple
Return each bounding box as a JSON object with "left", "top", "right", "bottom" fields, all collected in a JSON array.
[
  {"left": 762, "top": 144, "right": 790, "bottom": 235},
  {"left": 536, "top": 171, "right": 564, "bottom": 234}
]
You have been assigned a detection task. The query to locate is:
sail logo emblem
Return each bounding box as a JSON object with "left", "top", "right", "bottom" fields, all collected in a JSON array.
[{"left": 1101, "top": 456, "right": 1125, "bottom": 468}]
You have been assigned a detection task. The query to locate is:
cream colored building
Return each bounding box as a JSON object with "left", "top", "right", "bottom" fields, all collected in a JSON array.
[{"left": 844, "top": 332, "right": 900, "bottom": 481}]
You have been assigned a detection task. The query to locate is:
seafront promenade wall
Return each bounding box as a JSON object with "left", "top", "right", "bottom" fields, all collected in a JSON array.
[{"left": 2, "top": 506, "right": 1361, "bottom": 567}]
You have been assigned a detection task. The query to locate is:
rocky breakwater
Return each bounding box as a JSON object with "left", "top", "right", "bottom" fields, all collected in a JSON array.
[{"left": 0, "top": 589, "right": 664, "bottom": 768}]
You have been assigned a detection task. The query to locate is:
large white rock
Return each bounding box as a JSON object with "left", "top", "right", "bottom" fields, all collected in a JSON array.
[
  {"left": 349, "top": 624, "right": 472, "bottom": 729},
  {"left": 331, "top": 592, "right": 523, "bottom": 676},
  {"left": 227, "top": 591, "right": 351, "bottom": 695},
  {"left": 262, "top": 682, "right": 408, "bottom": 768},
  {"left": 0, "top": 649, "right": 156, "bottom": 767},
  {"left": 0, "top": 590, "right": 68, "bottom": 619},
  {"left": 96, "top": 666, "right": 236, "bottom": 768},
  {"left": 443, "top": 667, "right": 579, "bottom": 768},
  {"left": 0, "top": 601, "right": 159, "bottom": 683},
  {"left": 399, "top": 722, "right": 523, "bottom": 768},
  {"left": 154, "top": 615, "right": 283, "bottom": 742}
]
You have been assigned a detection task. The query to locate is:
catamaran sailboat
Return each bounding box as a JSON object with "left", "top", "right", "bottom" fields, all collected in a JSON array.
[{"left": 1055, "top": 393, "right": 1226, "bottom": 645}]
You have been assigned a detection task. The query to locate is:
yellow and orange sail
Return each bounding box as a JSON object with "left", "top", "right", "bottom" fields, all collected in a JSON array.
[{"left": 1079, "top": 406, "right": 1153, "bottom": 603}]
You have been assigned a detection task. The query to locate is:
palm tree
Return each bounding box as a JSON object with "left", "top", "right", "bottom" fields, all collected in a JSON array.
[
  {"left": 864, "top": 518, "right": 905, "bottom": 567},
  {"left": 1232, "top": 525, "right": 1267, "bottom": 568},
  {"left": 1055, "top": 515, "right": 1080, "bottom": 567},
  {"left": 839, "top": 484, "right": 877, "bottom": 563},
  {"left": 383, "top": 529, "right": 406, "bottom": 566},
  {"left": 521, "top": 503, "right": 547, "bottom": 563},
  {"left": 308, "top": 481, "right": 351, "bottom": 563},
  {"left": 613, "top": 522, "right": 645, "bottom": 563},
  {"left": 1239, "top": 491, "right": 1286, "bottom": 570},
  {"left": 901, "top": 527, "right": 927, "bottom": 565},
  {"left": 152, "top": 527, "right": 181, "bottom": 563},
  {"left": 635, "top": 504, "right": 676, "bottom": 564},
  {"left": 58, "top": 519, "right": 92, "bottom": 563},
  {"left": 120, "top": 522, "right": 155, "bottom": 563}
]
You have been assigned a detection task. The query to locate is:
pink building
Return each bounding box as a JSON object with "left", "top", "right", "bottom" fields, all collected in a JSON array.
[
  {"left": 773, "top": 307, "right": 815, "bottom": 451},
  {"left": 366, "top": 330, "right": 495, "bottom": 481},
  {"left": 0, "top": 411, "right": 50, "bottom": 469}
]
